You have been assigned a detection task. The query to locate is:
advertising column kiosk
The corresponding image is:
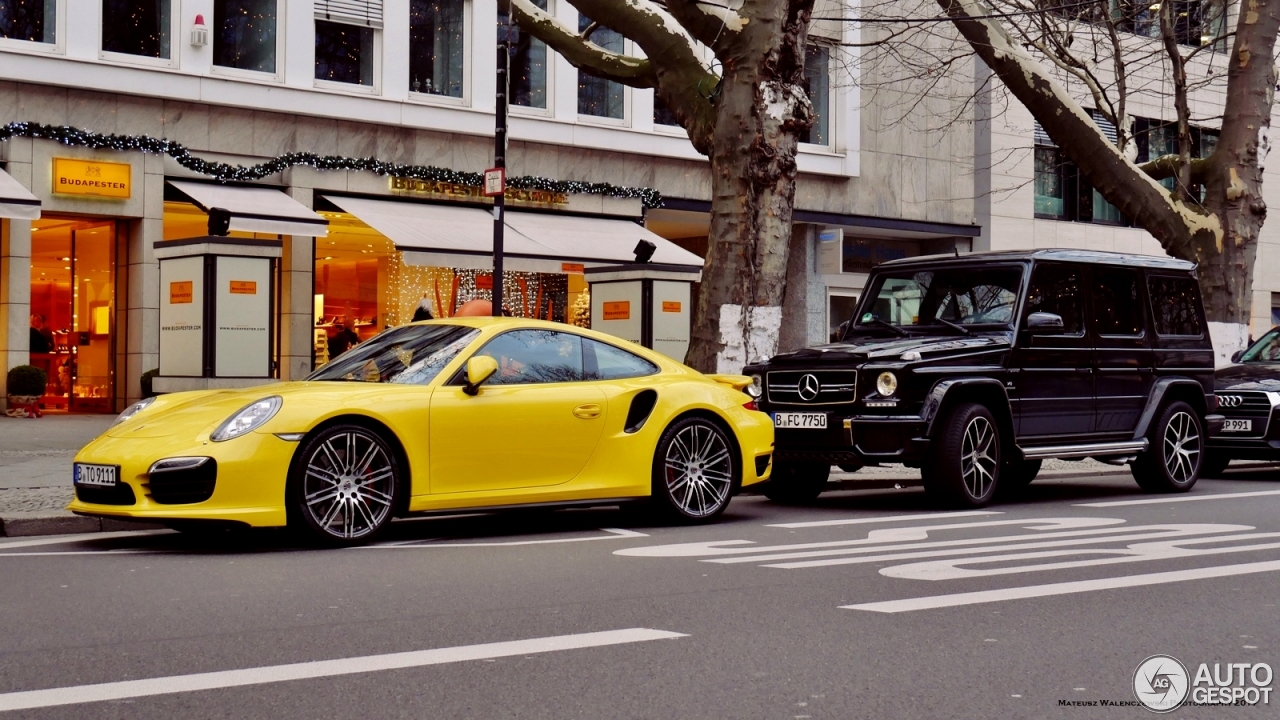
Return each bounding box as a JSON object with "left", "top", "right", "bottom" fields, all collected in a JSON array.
[{"left": 585, "top": 263, "right": 702, "bottom": 363}]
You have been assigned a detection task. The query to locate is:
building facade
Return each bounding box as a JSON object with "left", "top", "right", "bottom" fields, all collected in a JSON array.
[{"left": 1, "top": 1, "right": 1264, "bottom": 414}]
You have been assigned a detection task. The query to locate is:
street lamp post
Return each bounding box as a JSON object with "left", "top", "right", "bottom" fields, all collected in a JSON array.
[{"left": 490, "top": 15, "right": 512, "bottom": 317}]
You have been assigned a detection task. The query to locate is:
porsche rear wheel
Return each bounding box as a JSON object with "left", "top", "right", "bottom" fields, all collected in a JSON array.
[
  {"left": 651, "top": 416, "right": 738, "bottom": 522},
  {"left": 292, "top": 424, "right": 401, "bottom": 546}
]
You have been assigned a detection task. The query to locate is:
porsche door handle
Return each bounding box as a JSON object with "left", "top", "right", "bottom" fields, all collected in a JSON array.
[{"left": 573, "top": 404, "right": 603, "bottom": 419}]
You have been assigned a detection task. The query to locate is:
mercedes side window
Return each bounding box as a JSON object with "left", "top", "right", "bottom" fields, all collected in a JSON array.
[
  {"left": 1148, "top": 275, "right": 1205, "bottom": 336},
  {"left": 1093, "top": 267, "right": 1145, "bottom": 336},
  {"left": 583, "top": 338, "right": 659, "bottom": 380},
  {"left": 1024, "top": 263, "right": 1084, "bottom": 335},
  {"left": 470, "top": 330, "right": 584, "bottom": 384}
]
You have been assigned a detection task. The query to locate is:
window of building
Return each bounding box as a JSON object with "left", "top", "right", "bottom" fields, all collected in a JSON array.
[
  {"left": 1093, "top": 267, "right": 1144, "bottom": 335},
  {"left": 1148, "top": 275, "right": 1204, "bottom": 336},
  {"left": 507, "top": 0, "right": 547, "bottom": 109},
  {"left": 101, "top": 0, "right": 171, "bottom": 60},
  {"left": 314, "top": 1, "right": 381, "bottom": 88},
  {"left": 828, "top": 291, "right": 859, "bottom": 342},
  {"left": 213, "top": 0, "right": 277, "bottom": 74},
  {"left": 801, "top": 44, "right": 831, "bottom": 146},
  {"left": 1133, "top": 118, "right": 1218, "bottom": 199},
  {"left": 1025, "top": 263, "right": 1084, "bottom": 335},
  {"left": 577, "top": 14, "right": 624, "bottom": 120},
  {"left": 583, "top": 338, "right": 658, "bottom": 380},
  {"left": 1033, "top": 114, "right": 1126, "bottom": 225},
  {"left": 1113, "top": 0, "right": 1227, "bottom": 48},
  {"left": 473, "top": 330, "right": 584, "bottom": 384},
  {"left": 654, "top": 96, "right": 680, "bottom": 127},
  {"left": 0, "top": 0, "right": 56, "bottom": 44},
  {"left": 1272, "top": 293, "right": 1280, "bottom": 328},
  {"left": 409, "top": 0, "right": 465, "bottom": 98}
]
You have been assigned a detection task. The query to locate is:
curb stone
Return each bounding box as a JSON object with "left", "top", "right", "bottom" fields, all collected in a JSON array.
[{"left": 0, "top": 512, "right": 165, "bottom": 538}]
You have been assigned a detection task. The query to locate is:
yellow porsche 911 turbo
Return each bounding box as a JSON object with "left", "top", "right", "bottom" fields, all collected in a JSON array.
[{"left": 70, "top": 318, "right": 774, "bottom": 545}]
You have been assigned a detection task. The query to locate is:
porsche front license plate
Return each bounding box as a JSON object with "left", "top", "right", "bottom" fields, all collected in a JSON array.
[
  {"left": 74, "top": 463, "right": 117, "bottom": 487},
  {"left": 1222, "top": 419, "right": 1253, "bottom": 433},
  {"left": 773, "top": 413, "right": 827, "bottom": 430}
]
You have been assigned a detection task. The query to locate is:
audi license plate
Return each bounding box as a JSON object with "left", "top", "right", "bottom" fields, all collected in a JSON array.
[
  {"left": 74, "top": 463, "right": 117, "bottom": 487},
  {"left": 773, "top": 413, "right": 827, "bottom": 430},
  {"left": 1222, "top": 419, "right": 1253, "bottom": 433}
]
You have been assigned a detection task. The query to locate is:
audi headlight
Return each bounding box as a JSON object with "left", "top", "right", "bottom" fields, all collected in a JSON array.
[
  {"left": 876, "top": 372, "right": 898, "bottom": 397},
  {"left": 211, "top": 396, "right": 282, "bottom": 442},
  {"left": 112, "top": 397, "right": 156, "bottom": 427},
  {"left": 747, "top": 374, "right": 764, "bottom": 399}
]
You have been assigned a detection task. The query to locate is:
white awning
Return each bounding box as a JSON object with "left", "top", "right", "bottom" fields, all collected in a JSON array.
[
  {"left": 320, "top": 195, "right": 704, "bottom": 271},
  {"left": 168, "top": 180, "right": 328, "bottom": 237},
  {"left": 0, "top": 168, "right": 40, "bottom": 220}
]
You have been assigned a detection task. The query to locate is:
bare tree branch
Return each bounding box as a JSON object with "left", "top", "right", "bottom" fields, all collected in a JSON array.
[{"left": 507, "top": 0, "right": 659, "bottom": 87}]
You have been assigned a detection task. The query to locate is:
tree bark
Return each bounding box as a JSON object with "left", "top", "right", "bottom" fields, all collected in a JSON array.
[{"left": 683, "top": 0, "right": 815, "bottom": 373}]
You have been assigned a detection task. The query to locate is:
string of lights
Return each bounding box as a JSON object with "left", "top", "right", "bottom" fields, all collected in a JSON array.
[{"left": 0, "top": 122, "right": 665, "bottom": 208}]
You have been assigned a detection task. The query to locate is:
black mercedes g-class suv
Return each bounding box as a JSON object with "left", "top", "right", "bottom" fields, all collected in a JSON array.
[{"left": 745, "top": 249, "right": 1223, "bottom": 507}]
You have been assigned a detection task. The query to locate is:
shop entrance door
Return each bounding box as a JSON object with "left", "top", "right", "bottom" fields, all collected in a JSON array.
[{"left": 29, "top": 218, "right": 118, "bottom": 413}]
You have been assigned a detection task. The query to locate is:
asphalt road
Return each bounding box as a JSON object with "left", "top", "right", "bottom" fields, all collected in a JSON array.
[{"left": 1, "top": 466, "right": 1278, "bottom": 719}]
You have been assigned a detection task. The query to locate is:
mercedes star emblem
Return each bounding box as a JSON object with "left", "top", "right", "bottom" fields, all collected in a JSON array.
[{"left": 798, "top": 374, "right": 822, "bottom": 401}]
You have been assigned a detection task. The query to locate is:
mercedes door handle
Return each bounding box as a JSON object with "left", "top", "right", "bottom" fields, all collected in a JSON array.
[{"left": 573, "top": 404, "right": 602, "bottom": 419}]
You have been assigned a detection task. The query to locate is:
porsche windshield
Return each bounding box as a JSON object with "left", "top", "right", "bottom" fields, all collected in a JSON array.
[
  {"left": 307, "top": 324, "right": 480, "bottom": 384},
  {"left": 856, "top": 266, "right": 1024, "bottom": 329}
]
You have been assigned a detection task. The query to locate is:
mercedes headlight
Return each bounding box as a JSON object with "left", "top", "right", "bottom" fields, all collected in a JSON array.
[
  {"left": 211, "top": 396, "right": 282, "bottom": 442},
  {"left": 112, "top": 397, "right": 156, "bottom": 427},
  {"left": 747, "top": 374, "right": 764, "bottom": 399},
  {"left": 876, "top": 372, "right": 898, "bottom": 397}
]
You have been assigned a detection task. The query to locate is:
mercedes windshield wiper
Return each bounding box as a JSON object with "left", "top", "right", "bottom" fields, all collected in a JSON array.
[
  {"left": 928, "top": 317, "right": 972, "bottom": 336},
  {"left": 861, "top": 317, "right": 909, "bottom": 337}
]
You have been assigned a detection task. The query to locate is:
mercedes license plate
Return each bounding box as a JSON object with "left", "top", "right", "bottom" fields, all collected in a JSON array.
[
  {"left": 773, "top": 413, "right": 827, "bottom": 430},
  {"left": 1222, "top": 419, "right": 1253, "bottom": 433},
  {"left": 74, "top": 463, "right": 117, "bottom": 487}
]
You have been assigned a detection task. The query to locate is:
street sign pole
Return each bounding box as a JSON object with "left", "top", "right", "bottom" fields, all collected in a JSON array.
[{"left": 490, "top": 15, "right": 511, "bottom": 317}]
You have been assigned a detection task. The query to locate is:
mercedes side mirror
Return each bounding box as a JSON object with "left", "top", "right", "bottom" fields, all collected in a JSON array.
[
  {"left": 463, "top": 356, "right": 499, "bottom": 396},
  {"left": 1231, "top": 349, "right": 1245, "bottom": 363},
  {"left": 1026, "top": 312, "right": 1066, "bottom": 335}
]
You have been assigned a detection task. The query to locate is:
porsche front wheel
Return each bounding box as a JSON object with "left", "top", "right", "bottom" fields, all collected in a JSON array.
[
  {"left": 652, "top": 416, "right": 738, "bottom": 522},
  {"left": 292, "top": 425, "right": 401, "bottom": 546}
]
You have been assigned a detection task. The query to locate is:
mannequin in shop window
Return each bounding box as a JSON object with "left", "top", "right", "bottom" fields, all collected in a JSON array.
[
  {"left": 412, "top": 296, "right": 434, "bottom": 323},
  {"left": 29, "top": 315, "right": 53, "bottom": 354}
]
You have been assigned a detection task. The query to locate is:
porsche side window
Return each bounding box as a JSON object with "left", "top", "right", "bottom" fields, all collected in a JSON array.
[
  {"left": 473, "top": 330, "right": 584, "bottom": 384},
  {"left": 583, "top": 338, "right": 659, "bottom": 380},
  {"left": 307, "top": 325, "right": 480, "bottom": 384},
  {"left": 1024, "top": 264, "right": 1083, "bottom": 335}
]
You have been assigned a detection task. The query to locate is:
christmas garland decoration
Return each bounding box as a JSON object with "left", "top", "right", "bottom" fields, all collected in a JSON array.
[{"left": 0, "top": 122, "right": 664, "bottom": 208}]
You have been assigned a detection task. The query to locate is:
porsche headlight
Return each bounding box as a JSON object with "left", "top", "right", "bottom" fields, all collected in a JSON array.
[
  {"left": 211, "top": 396, "right": 282, "bottom": 442},
  {"left": 747, "top": 374, "right": 764, "bottom": 399},
  {"left": 876, "top": 372, "right": 898, "bottom": 397},
  {"left": 112, "top": 397, "right": 156, "bottom": 427}
]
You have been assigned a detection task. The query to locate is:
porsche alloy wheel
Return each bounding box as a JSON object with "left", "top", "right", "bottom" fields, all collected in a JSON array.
[
  {"left": 294, "top": 425, "right": 400, "bottom": 545},
  {"left": 653, "top": 417, "right": 738, "bottom": 522}
]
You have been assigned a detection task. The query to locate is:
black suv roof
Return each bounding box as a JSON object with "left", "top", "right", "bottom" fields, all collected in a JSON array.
[{"left": 879, "top": 248, "right": 1196, "bottom": 271}]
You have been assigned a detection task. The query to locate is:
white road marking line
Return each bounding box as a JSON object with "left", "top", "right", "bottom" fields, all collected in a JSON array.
[
  {"left": 0, "top": 628, "right": 686, "bottom": 713},
  {"left": 768, "top": 510, "right": 1002, "bottom": 529},
  {"left": 0, "top": 531, "right": 163, "bottom": 550},
  {"left": 359, "top": 527, "right": 647, "bottom": 549},
  {"left": 1077, "top": 490, "right": 1280, "bottom": 507},
  {"left": 0, "top": 551, "right": 150, "bottom": 557},
  {"left": 841, "top": 560, "right": 1280, "bottom": 613},
  {"left": 616, "top": 517, "right": 1123, "bottom": 558}
]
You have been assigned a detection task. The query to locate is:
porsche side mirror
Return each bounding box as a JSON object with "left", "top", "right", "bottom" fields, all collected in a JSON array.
[
  {"left": 1026, "top": 312, "right": 1065, "bottom": 335},
  {"left": 463, "top": 356, "right": 499, "bottom": 396},
  {"left": 1231, "top": 349, "right": 1245, "bottom": 363}
]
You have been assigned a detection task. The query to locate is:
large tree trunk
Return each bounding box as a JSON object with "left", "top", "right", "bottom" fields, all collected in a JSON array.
[{"left": 684, "top": 1, "right": 814, "bottom": 373}]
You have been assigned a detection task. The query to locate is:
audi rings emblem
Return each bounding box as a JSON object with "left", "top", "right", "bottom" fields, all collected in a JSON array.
[
  {"left": 798, "top": 374, "right": 822, "bottom": 401},
  {"left": 1218, "top": 394, "right": 1244, "bottom": 408}
]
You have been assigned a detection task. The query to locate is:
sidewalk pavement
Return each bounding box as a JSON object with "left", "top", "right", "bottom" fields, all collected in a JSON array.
[{"left": 0, "top": 414, "right": 1135, "bottom": 538}]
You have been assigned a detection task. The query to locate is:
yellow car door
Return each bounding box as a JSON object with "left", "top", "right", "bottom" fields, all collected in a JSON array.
[{"left": 429, "top": 329, "right": 608, "bottom": 494}]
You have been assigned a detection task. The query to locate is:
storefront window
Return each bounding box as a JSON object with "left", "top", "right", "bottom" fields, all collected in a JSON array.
[
  {"left": 577, "top": 15, "right": 624, "bottom": 119},
  {"left": 312, "top": 210, "right": 592, "bottom": 369},
  {"left": 828, "top": 292, "right": 859, "bottom": 342},
  {"left": 102, "top": 0, "right": 171, "bottom": 59},
  {"left": 214, "top": 0, "right": 277, "bottom": 74},
  {"left": 315, "top": 19, "right": 375, "bottom": 86},
  {"left": 29, "top": 217, "right": 117, "bottom": 413},
  {"left": 409, "top": 0, "right": 465, "bottom": 97},
  {"left": 801, "top": 45, "right": 830, "bottom": 146},
  {"left": 507, "top": 0, "right": 547, "bottom": 109},
  {"left": 0, "top": 0, "right": 56, "bottom": 43}
]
